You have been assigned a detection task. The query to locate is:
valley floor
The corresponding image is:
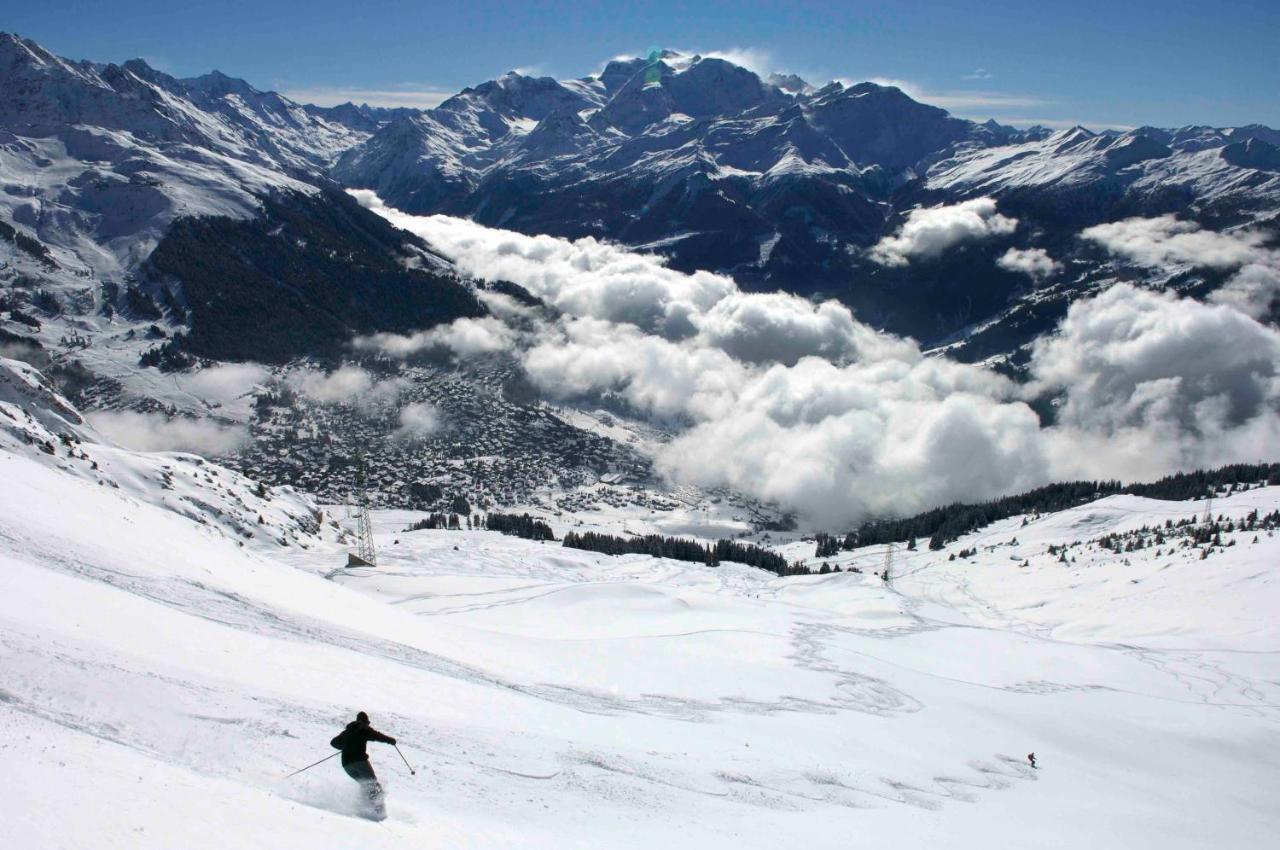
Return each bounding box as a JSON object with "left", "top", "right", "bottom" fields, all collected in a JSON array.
[{"left": 2, "top": 451, "right": 1277, "bottom": 848}]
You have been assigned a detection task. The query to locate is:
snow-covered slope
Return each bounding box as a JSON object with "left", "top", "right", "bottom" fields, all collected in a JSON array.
[
  {"left": 2, "top": 358, "right": 1276, "bottom": 848},
  {"left": 927, "top": 125, "right": 1280, "bottom": 222}
]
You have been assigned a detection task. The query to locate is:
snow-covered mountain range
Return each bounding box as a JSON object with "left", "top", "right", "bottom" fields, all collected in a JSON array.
[
  {"left": 4, "top": 32, "right": 1279, "bottom": 359},
  {"left": 3, "top": 31, "right": 1280, "bottom": 529},
  {"left": 333, "top": 49, "right": 1280, "bottom": 347}
]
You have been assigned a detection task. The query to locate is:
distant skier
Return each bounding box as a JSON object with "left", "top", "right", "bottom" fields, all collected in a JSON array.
[
  {"left": 331, "top": 711, "right": 397, "bottom": 817},
  {"left": 1027, "top": 752, "right": 1037, "bottom": 769}
]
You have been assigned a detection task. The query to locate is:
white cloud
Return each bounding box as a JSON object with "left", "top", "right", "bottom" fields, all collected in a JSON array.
[
  {"left": 355, "top": 189, "right": 898, "bottom": 367},
  {"left": 286, "top": 365, "right": 373, "bottom": 402},
  {"left": 1083, "top": 215, "right": 1280, "bottom": 318},
  {"left": 851, "top": 78, "right": 1047, "bottom": 112},
  {"left": 394, "top": 402, "right": 443, "bottom": 441},
  {"left": 181, "top": 363, "right": 269, "bottom": 403},
  {"left": 523, "top": 318, "right": 748, "bottom": 420},
  {"left": 356, "top": 191, "right": 1280, "bottom": 528},
  {"left": 354, "top": 316, "right": 516, "bottom": 358},
  {"left": 925, "top": 91, "right": 1049, "bottom": 110},
  {"left": 1031, "top": 284, "right": 1280, "bottom": 480},
  {"left": 1081, "top": 215, "right": 1273, "bottom": 270},
  {"left": 1211, "top": 264, "right": 1280, "bottom": 319},
  {"left": 283, "top": 365, "right": 407, "bottom": 409},
  {"left": 963, "top": 68, "right": 993, "bottom": 81},
  {"left": 279, "top": 86, "right": 450, "bottom": 109},
  {"left": 993, "top": 117, "right": 1138, "bottom": 131},
  {"left": 656, "top": 356, "right": 1047, "bottom": 524},
  {"left": 869, "top": 197, "right": 1018, "bottom": 267},
  {"left": 89, "top": 410, "right": 248, "bottom": 455},
  {"left": 998, "top": 247, "right": 1061, "bottom": 280}
]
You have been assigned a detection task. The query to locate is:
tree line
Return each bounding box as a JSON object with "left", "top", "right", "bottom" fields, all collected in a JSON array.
[
  {"left": 841, "top": 462, "right": 1280, "bottom": 551},
  {"left": 484, "top": 512, "right": 555, "bottom": 541},
  {"left": 562, "top": 531, "right": 810, "bottom": 577},
  {"left": 402, "top": 510, "right": 555, "bottom": 540}
]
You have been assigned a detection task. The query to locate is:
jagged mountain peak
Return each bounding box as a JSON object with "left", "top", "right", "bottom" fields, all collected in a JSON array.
[
  {"left": 0, "top": 31, "right": 63, "bottom": 68},
  {"left": 768, "top": 71, "right": 813, "bottom": 94},
  {"left": 441, "top": 71, "right": 599, "bottom": 124},
  {"left": 519, "top": 105, "right": 599, "bottom": 155},
  {"left": 1222, "top": 136, "right": 1280, "bottom": 171},
  {"left": 181, "top": 68, "right": 265, "bottom": 99}
]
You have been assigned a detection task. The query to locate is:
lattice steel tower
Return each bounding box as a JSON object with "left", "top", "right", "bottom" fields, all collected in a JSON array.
[{"left": 347, "top": 456, "right": 377, "bottom": 568}]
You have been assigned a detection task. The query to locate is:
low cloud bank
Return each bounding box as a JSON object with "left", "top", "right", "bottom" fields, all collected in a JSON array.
[
  {"left": 1084, "top": 215, "right": 1280, "bottom": 319},
  {"left": 998, "top": 247, "right": 1060, "bottom": 280},
  {"left": 868, "top": 198, "right": 1017, "bottom": 267},
  {"left": 1081, "top": 215, "right": 1272, "bottom": 270},
  {"left": 286, "top": 365, "right": 374, "bottom": 402},
  {"left": 1030, "top": 284, "right": 1280, "bottom": 481},
  {"left": 394, "top": 401, "right": 443, "bottom": 440},
  {"left": 284, "top": 365, "right": 407, "bottom": 409},
  {"left": 354, "top": 190, "right": 1280, "bottom": 527},
  {"left": 180, "top": 363, "right": 270, "bottom": 403},
  {"left": 90, "top": 410, "right": 248, "bottom": 455},
  {"left": 355, "top": 317, "right": 515, "bottom": 358}
]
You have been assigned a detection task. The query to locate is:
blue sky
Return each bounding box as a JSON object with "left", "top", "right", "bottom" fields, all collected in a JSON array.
[{"left": 8, "top": 0, "right": 1278, "bottom": 128}]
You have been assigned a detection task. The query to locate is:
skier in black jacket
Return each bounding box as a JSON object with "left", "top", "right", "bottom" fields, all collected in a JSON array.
[{"left": 331, "top": 711, "right": 396, "bottom": 813}]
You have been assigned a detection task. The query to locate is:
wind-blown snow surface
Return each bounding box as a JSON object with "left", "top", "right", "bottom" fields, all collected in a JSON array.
[{"left": 2, "top": 371, "right": 1278, "bottom": 847}]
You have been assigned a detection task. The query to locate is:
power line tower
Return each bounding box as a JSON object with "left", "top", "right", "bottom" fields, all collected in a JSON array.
[
  {"left": 1202, "top": 492, "right": 1214, "bottom": 527},
  {"left": 883, "top": 541, "right": 895, "bottom": 583},
  {"left": 347, "top": 455, "right": 377, "bottom": 568}
]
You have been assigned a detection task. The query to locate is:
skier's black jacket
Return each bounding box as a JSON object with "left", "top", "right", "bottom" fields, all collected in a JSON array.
[{"left": 331, "top": 720, "right": 396, "bottom": 765}]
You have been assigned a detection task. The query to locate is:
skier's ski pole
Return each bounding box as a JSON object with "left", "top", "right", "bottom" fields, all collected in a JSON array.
[
  {"left": 283, "top": 751, "right": 339, "bottom": 779},
  {"left": 395, "top": 744, "right": 417, "bottom": 775}
]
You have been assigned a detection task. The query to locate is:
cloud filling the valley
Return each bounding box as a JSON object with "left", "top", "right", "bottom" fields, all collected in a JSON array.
[{"left": 354, "top": 191, "right": 1280, "bottom": 526}]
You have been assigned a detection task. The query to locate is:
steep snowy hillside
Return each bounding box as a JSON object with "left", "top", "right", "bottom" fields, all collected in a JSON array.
[{"left": 2, "top": 357, "right": 1276, "bottom": 848}]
